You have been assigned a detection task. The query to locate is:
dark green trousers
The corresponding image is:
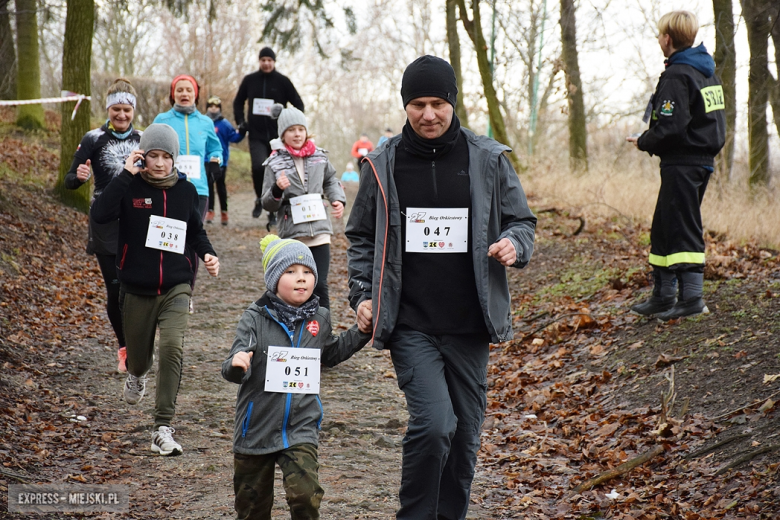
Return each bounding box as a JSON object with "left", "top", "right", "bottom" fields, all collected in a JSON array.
[
  {"left": 234, "top": 443, "right": 323, "bottom": 520},
  {"left": 119, "top": 283, "right": 191, "bottom": 428}
]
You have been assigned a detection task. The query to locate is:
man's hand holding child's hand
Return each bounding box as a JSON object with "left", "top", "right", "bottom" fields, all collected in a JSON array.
[{"left": 232, "top": 351, "right": 253, "bottom": 372}]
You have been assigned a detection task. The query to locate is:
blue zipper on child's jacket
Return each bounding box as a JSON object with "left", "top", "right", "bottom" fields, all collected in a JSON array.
[{"left": 264, "top": 306, "right": 306, "bottom": 449}]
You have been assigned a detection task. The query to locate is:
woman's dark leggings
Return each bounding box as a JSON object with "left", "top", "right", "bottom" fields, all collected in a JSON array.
[
  {"left": 309, "top": 244, "right": 330, "bottom": 310},
  {"left": 95, "top": 254, "right": 125, "bottom": 348},
  {"left": 208, "top": 166, "right": 228, "bottom": 212}
]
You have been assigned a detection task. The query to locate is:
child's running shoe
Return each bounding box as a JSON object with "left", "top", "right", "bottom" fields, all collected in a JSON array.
[
  {"left": 123, "top": 374, "right": 146, "bottom": 404},
  {"left": 151, "top": 426, "right": 182, "bottom": 456}
]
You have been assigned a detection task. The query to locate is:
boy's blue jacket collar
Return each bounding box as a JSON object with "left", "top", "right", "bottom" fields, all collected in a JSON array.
[{"left": 666, "top": 43, "right": 715, "bottom": 78}]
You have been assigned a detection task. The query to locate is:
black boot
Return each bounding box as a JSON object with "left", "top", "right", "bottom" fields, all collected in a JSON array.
[
  {"left": 631, "top": 267, "right": 677, "bottom": 316},
  {"left": 265, "top": 212, "right": 277, "bottom": 232},
  {"left": 656, "top": 271, "right": 709, "bottom": 320},
  {"left": 252, "top": 198, "right": 263, "bottom": 218}
]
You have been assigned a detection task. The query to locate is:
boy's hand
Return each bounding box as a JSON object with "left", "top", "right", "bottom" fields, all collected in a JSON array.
[
  {"left": 626, "top": 135, "right": 639, "bottom": 148},
  {"left": 204, "top": 254, "right": 220, "bottom": 277},
  {"left": 331, "top": 201, "right": 344, "bottom": 219},
  {"left": 125, "top": 149, "right": 145, "bottom": 175},
  {"left": 232, "top": 351, "right": 253, "bottom": 372},
  {"left": 357, "top": 299, "right": 373, "bottom": 333}
]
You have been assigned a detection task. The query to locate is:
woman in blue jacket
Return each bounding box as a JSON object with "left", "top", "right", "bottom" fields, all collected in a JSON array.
[{"left": 153, "top": 74, "right": 222, "bottom": 221}]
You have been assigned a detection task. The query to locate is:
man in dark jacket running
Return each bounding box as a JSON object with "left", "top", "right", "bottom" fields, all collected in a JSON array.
[
  {"left": 233, "top": 46, "right": 304, "bottom": 225},
  {"left": 627, "top": 10, "right": 725, "bottom": 320},
  {"left": 345, "top": 55, "right": 536, "bottom": 520}
]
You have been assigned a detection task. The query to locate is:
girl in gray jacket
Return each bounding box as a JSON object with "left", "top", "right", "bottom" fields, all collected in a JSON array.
[
  {"left": 222, "top": 235, "right": 370, "bottom": 519},
  {"left": 261, "top": 104, "right": 346, "bottom": 310}
]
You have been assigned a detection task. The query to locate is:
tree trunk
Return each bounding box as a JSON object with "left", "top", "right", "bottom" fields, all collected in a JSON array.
[
  {"left": 14, "top": 0, "right": 43, "bottom": 129},
  {"left": 741, "top": 0, "right": 771, "bottom": 187},
  {"left": 456, "top": 0, "right": 520, "bottom": 172},
  {"left": 768, "top": 8, "right": 780, "bottom": 140},
  {"left": 446, "top": 0, "right": 469, "bottom": 127},
  {"left": 712, "top": 0, "right": 737, "bottom": 181},
  {"left": 0, "top": 0, "right": 15, "bottom": 100},
  {"left": 54, "top": 0, "right": 94, "bottom": 212},
  {"left": 559, "top": 0, "right": 587, "bottom": 172}
]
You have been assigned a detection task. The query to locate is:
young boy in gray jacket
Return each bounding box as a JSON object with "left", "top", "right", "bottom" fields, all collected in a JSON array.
[{"left": 222, "top": 234, "right": 371, "bottom": 520}]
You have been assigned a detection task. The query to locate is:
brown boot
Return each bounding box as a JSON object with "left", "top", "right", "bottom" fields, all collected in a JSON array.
[{"left": 221, "top": 211, "right": 228, "bottom": 226}]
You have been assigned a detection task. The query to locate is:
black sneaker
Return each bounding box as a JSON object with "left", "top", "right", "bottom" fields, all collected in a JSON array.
[
  {"left": 266, "top": 212, "right": 277, "bottom": 232},
  {"left": 630, "top": 296, "right": 676, "bottom": 316},
  {"left": 252, "top": 198, "right": 263, "bottom": 218},
  {"left": 655, "top": 298, "right": 709, "bottom": 320}
]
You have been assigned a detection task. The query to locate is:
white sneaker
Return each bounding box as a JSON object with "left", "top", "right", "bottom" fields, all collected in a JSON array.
[
  {"left": 151, "top": 426, "right": 182, "bottom": 456},
  {"left": 123, "top": 374, "right": 146, "bottom": 404}
]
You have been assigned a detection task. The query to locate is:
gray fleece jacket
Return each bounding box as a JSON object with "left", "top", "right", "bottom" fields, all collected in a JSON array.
[
  {"left": 345, "top": 128, "right": 536, "bottom": 348},
  {"left": 261, "top": 147, "right": 346, "bottom": 240},
  {"left": 222, "top": 292, "right": 370, "bottom": 455}
]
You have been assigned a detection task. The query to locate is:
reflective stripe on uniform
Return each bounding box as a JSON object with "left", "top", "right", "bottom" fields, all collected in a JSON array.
[{"left": 649, "top": 251, "right": 705, "bottom": 267}]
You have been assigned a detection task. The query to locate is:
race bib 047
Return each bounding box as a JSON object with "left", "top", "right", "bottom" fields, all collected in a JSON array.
[{"left": 405, "top": 207, "right": 468, "bottom": 253}]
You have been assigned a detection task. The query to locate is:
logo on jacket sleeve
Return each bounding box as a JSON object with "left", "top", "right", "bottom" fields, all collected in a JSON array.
[
  {"left": 306, "top": 321, "right": 319, "bottom": 337},
  {"left": 659, "top": 100, "right": 675, "bottom": 116},
  {"left": 132, "top": 198, "right": 153, "bottom": 209}
]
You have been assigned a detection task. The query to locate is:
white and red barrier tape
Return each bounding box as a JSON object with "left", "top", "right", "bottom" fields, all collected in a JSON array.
[{"left": 0, "top": 91, "right": 91, "bottom": 120}]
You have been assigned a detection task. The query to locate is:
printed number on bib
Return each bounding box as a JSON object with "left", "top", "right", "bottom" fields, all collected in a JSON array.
[
  {"left": 176, "top": 155, "right": 201, "bottom": 180},
  {"left": 145, "top": 216, "right": 187, "bottom": 254},
  {"left": 290, "top": 194, "right": 327, "bottom": 224},
  {"left": 264, "top": 346, "right": 321, "bottom": 394},
  {"left": 252, "top": 98, "right": 274, "bottom": 116},
  {"left": 406, "top": 207, "right": 468, "bottom": 253}
]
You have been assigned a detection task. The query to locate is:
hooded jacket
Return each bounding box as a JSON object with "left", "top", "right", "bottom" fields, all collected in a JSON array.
[
  {"left": 221, "top": 292, "right": 370, "bottom": 455},
  {"left": 260, "top": 146, "right": 346, "bottom": 240},
  {"left": 90, "top": 169, "right": 217, "bottom": 296},
  {"left": 233, "top": 69, "right": 304, "bottom": 144},
  {"left": 637, "top": 44, "right": 726, "bottom": 166},
  {"left": 345, "top": 129, "right": 537, "bottom": 348},
  {"left": 211, "top": 115, "right": 244, "bottom": 166},
  {"left": 153, "top": 109, "right": 223, "bottom": 197}
]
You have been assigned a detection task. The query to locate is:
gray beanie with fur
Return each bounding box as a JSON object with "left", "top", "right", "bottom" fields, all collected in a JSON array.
[
  {"left": 271, "top": 103, "right": 307, "bottom": 139},
  {"left": 139, "top": 124, "right": 179, "bottom": 162}
]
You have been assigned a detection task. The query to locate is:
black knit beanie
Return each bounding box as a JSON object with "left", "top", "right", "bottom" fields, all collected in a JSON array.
[
  {"left": 400, "top": 55, "right": 458, "bottom": 108},
  {"left": 259, "top": 47, "right": 276, "bottom": 61}
]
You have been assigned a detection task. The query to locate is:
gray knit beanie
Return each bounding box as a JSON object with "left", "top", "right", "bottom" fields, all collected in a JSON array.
[
  {"left": 259, "top": 234, "right": 318, "bottom": 293},
  {"left": 271, "top": 103, "right": 307, "bottom": 138},
  {"left": 139, "top": 124, "right": 179, "bottom": 162}
]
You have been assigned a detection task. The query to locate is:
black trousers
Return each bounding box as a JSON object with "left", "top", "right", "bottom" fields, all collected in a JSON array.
[
  {"left": 309, "top": 244, "right": 330, "bottom": 310},
  {"left": 208, "top": 166, "right": 228, "bottom": 212},
  {"left": 95, "top": 253, "right": 124, "bottom": 348},
  {"left": 387, "top": 326, "right": 490, "bottom": 520},
  {"left": 649, "top": 164, "right": 711, "bottom": 271},
  {"left": 249, "top": 139, "right": 270, "bottom": 199}
]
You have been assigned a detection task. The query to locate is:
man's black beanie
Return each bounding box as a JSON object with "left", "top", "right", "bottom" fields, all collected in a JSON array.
[
  {"left": 400, "top": 55, "right": 458, "bottom": 108},
  {"left": 259, "top": 47, "right": 276, "bottom": 61}
]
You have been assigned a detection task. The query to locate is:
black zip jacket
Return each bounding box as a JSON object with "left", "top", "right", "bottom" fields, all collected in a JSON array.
[
  {"left": 233, "top": 69, "right": 304, "bottom": 144},
  {"left": 90, "top": 169, "right": 217, "bottom": 295},
  {"left": 638, "top": 44, "right": 726, "bottom": 167}
]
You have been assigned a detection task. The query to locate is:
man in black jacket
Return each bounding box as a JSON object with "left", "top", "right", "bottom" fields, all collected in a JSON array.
[
  {"left": 233, "top": 47, "right": 304, "bottom": 224},
  {"left": 346, "top": 56, "right": 536, "bottom": 520},
  {"left": 627, "top": 10, "right": 725, "bottom": 320}
]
